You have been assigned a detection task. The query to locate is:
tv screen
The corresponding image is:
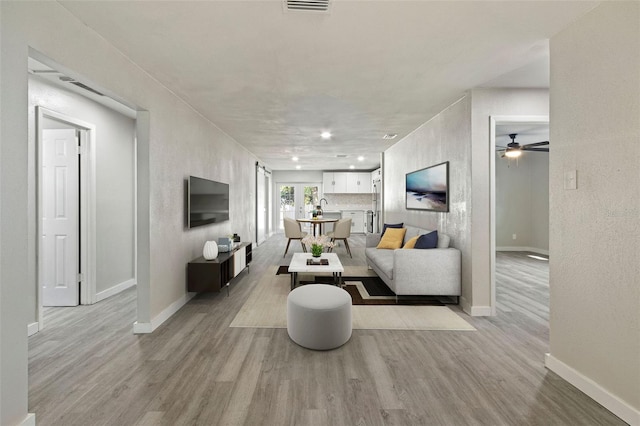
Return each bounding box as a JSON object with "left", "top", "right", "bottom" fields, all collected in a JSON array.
[
  {"left": 188, "top": 176, "right": 230, "bottom": 228},
  {"left": 405, "top": 161, "right": 449, "bottom": 212}
]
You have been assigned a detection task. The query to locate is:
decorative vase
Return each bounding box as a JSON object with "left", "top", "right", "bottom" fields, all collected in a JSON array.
[
  {"left": 203, "top": 240, "right": 218, "bottom": 260},
  {"left": 311, "top": 244, "right": 323, "bottom": 258}
]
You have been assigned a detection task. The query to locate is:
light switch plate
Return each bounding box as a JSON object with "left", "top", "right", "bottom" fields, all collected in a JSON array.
[{"left": 564, "top": 170, "right": 577, "bottom": 190}]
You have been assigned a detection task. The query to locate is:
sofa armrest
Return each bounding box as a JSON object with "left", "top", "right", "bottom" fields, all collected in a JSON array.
[
  {"left": 366, "top": 233, "right": 382, "bottom": 248},
  {"left": 393, "top": 248, "right": 461, "bottom": 296}
]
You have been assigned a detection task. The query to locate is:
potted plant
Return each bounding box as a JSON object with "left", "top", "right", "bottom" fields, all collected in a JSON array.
[{"left": 302, "top": 234, "right": 335, "bottom": 257}]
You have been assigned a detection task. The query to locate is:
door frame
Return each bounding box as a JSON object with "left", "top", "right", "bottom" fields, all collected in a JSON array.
[
  {"left": 489, "top": 115, "right": 549, "bottom": 316},
  {"left": 276, "top": 182, "right": 322, "bottom": 229},
  {"left": 37, "top": 107, "right": 97, "bottom": 328}
]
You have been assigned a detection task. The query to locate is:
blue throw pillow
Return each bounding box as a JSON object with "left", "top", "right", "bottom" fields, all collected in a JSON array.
[
  {"left": 381, "top": 223, "right": 403, "bottom": 236},
  {"left": 414, "top": 230, "right": 438, "bottom": 249}
]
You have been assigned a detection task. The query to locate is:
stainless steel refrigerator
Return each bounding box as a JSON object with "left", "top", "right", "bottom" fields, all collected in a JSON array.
[{"left": 371, "top": 178, "right": 381, "bottom": 233}]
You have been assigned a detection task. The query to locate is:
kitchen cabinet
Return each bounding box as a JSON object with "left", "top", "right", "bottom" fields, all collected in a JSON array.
[
  {"left": 324, "top": 172, "right": 371, "bottom": 194},
  {"left": 342, "top": 210, "right": 365, "bottom": 233},
  {"left": 346, "top": 172, "right": 371, "bottom": 193},
  {"left": 323, "top": 172, "right": 347, "bottom": 193}
]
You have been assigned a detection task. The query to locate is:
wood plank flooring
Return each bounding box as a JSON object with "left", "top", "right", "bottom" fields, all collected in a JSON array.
[{"left": 28, "top": 235, "right": 625, "bottom": 425}]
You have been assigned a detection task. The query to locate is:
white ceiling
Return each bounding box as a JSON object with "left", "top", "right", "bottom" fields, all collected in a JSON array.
[{"left": 56, "top": 0, "right": 597, "bottom": 171}]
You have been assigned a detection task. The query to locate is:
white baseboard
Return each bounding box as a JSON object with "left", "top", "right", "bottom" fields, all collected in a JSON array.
[
  {"left": 460, "top": 297, "right": 493, "bottom": 317},
  {"left": 27, "top": 322, "right": 39, "bottom": 336},
  {"left": 21, "top": 413, "right": 36, "bottom": 426},
  {"left": 496, "top": 246, "right": 549, "bottom": 256},
  {"left": 96, "top": 278, "right": 137, "bottom": 303},
  {"left": 133, "top": 291, "right": 197, "bottom": 334},
  {"left": 545, "top": 354, "right": 640, "bottom": 425}
]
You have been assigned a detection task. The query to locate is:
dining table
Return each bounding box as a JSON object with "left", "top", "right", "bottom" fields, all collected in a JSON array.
[{"left": 295, "top": 218, "right": 339, "bottom": 237}]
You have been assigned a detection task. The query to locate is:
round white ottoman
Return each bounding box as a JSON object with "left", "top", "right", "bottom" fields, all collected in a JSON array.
[{"left": 287, "top": 284, "right": 352, "bottom": 350}]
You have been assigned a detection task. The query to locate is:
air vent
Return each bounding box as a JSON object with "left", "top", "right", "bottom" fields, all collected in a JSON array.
[
  {"left": 336, "top": 154, "right": 348, "bottom": 158},
  {"left": 70, "top": 82, "right": 104, "bottom": 96},
  {"left": 383, "top": 133, "right": 397, "bottom": 140},
  {"left": 58, "top": 76, "right": 104, "bottom": 96},
  {"left": 286, "top": 0, "right": 330, "bottom": 12}
]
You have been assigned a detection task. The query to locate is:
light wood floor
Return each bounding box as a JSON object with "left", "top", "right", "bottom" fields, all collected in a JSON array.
[{"left": 28, "top": 234, "right": 625, "bottom": 425}]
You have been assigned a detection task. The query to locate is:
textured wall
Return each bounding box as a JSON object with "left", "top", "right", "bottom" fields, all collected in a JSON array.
[
  {"left": 29, "top": 76, "right": 136, "bottom": 305},
  {"left": 1, "top": 4, "right": 259, "bottom": 421},
  {"left": 384, "top": 97, "right": 473, "bottom": 303},
  {"left": 549, "top": 1, "right": 640, "bottom": 414}
]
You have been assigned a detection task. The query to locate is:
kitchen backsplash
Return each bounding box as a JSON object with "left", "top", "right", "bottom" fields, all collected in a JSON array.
[{"left": 322, "top": 193, "right": 373, "bottom": 211}]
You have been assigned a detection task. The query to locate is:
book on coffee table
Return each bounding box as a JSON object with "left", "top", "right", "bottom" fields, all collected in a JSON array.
[{"left": 306, "top": 259, "right": 329, "bottom": 266}]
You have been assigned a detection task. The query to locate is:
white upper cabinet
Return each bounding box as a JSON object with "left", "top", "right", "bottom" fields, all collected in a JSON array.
[
  {"left": 325, "top": 172, "right": 371, "bottom": 193},
  {"left": 323, "top": 172, "right": 347, "bottom": 193},
  {"left": 357, "top": 172, "right": 371, "bottom": 193}
]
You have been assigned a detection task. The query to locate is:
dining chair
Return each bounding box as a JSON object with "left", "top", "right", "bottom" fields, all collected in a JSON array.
[
  {"left": 283, "top": 217, "right": 308, "bottom": 257},
  {"left": 328, "top": 218, "right": 352, "bottom": 258}
]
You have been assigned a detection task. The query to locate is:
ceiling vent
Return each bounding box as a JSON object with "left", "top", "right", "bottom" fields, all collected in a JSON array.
[
  {"left": 383, "top": 133, "right": 398, "bottom": 140},
  {"left": 59, "top": 76, "right": 104, "bottom": 96},
  {"left": 70, "top": 82, "right": 104, "bottom": 97},
  {"left": 336, "top": 154, "right": 348, "bottom": 158},
  {"left": 285, "top": 0, "right": 330, "bottom": 12}
]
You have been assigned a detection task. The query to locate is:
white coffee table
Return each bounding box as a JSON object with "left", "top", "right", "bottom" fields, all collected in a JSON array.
[{"left": 288, "top": 253, "right": 344, "bottom": 290}]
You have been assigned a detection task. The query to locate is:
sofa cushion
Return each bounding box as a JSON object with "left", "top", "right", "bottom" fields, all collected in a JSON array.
[
  {"left": 377, "top": 227, "right": 406, "bottom": 249},
  {"left": 365, "top": 247, "right": 394, "bottom": 279},
  {"left": 403, "top": 236, "right": 419, "bottom": 249},
  {"left": 415, "top": 230, "right": 438, "bottom": 249},
  {"left": 381, "top": 222, "right": 403, "bottom": 236}
]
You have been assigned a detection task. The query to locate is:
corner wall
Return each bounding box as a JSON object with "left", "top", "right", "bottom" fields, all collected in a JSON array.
[
  {"left": 384, "top": 96, "right": 473, "bottom": 305},
  {"left": 548, "top": 2, "right": 640, "bottom": 423},
  {"left": 1, "top": 2, "right": 258, "bottom": 423},
  {"left": 28, "top": 76, "right": 136, "bottom": 320},
  {"left": 383, "top": 89, "right": 548, "bottom": 314},
  {"left": 470, "top": 88, "right": 549, "bottom": 312}
]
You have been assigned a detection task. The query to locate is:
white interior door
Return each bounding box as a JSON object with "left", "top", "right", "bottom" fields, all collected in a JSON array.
[{"left": 42, "top": 129, "right": 80, "bottom": 306}]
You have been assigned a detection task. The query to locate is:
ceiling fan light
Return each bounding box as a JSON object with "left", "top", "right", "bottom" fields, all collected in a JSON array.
[{"left": 504, "top": 149, "right": 522, "bottom": 158}]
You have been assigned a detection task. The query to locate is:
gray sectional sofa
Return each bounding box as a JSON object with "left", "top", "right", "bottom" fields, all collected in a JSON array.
[{"left": 365, "top": 225, "right": 461, "bottom": 300}]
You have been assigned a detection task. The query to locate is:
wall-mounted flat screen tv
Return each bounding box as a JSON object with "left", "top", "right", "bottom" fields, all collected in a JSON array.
[
  {"left": 188, "top": 176, "right": 230, "bottom": 228},
  {"left": 405, "top": 161, "right": 449, "bottom": 212}
]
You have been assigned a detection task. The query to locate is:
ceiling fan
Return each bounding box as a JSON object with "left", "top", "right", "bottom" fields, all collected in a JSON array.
[{"left": 497, "top": 133, "right": 549, "bottom": 158}]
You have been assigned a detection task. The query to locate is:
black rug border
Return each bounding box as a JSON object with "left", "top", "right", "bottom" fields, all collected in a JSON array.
[{"left": 278, "top": 265, "right": 451, "bottom": 306}]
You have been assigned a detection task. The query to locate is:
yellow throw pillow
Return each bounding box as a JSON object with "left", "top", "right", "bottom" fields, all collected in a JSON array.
[
  {"left": 377, "top": 227, "right": 407, "bottom": 249},
  {"left": 403, "top": 235, "right": 419, "bottom": 249}
]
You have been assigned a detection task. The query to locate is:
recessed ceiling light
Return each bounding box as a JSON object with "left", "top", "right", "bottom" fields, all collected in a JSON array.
[
  {"left": 349, "top": 165, "right": 355, "bottom": 169},
  {"left": 357, "top": 156, "right": 364, "bottom": 161},
  {"left": 321, "top": 131, "right": 332, "bottom": 140},
  {"left": 292, "top": 156, "right": 299, "bottom": 161},
  {"left": 383, "top": 133, "right": 397, "bottom": 140},
  {"left": 295, "top": 165, "right": 301, "bottom": 170}
]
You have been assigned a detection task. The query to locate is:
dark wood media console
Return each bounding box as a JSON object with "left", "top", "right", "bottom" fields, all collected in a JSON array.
[{"left": 187, "top": 242, "right": 252, "bottom": 293}]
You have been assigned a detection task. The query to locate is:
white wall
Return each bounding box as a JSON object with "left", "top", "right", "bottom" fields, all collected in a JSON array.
[
  {"left": 384, "top": 96, "right": 473, "bottom": 304},
  {"left": 1, "top": 3, "right": 258, "bottom": 423},
  {"left": 548, "top": 2, "right": 639, "bottom": 423},
  {"left": 495, "top": 152, "right": 549, "bottom": 253},
  {"left": 470, "top": 88, "right": 549, "bottom": 311},
  {"left": 29, "top": 76, "right": 136, "bottom": 316},
  {"left": 383, "top": 89, "right": 548, "bottom": 314}
]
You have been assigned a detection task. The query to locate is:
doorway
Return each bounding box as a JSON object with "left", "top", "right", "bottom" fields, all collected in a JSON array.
[
  {"left": 37, "top": 108, "right": 97, "bottom": 316},
  {"left": 490, "top": 115, "right": 549, "bottom": 315},
  {"left": 278, "top": 183, "right": 320, "bottom": 233},
  {"left": 256, "top": 164, "right": 272, "bottom": 245}
]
